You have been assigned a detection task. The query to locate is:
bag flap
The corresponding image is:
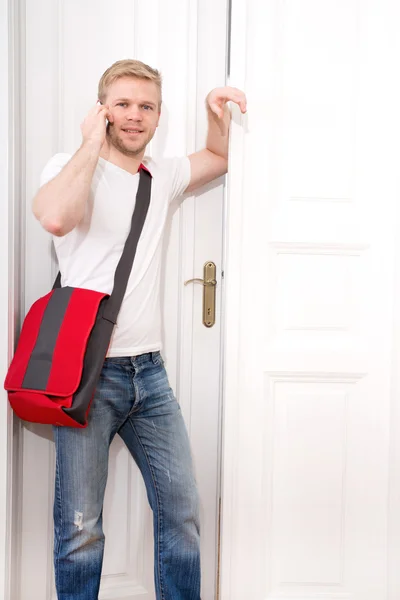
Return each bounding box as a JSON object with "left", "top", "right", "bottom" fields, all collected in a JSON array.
[{"left": 4, "top": 287, "right": 109, "bottom": 397}]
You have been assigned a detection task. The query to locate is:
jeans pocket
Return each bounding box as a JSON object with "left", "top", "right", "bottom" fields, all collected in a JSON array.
[{"left": 151, "top": 351, "right": 164, "bottom": 367}]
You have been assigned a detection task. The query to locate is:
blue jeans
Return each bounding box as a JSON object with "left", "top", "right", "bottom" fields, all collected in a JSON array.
[{"left": 53, "top": 352, "right": 201, "bottom": 600}]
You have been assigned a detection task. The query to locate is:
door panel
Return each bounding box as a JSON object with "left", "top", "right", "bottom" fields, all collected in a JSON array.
[{"left": 221, "top": 1, "right": 400, "bottom": 599}]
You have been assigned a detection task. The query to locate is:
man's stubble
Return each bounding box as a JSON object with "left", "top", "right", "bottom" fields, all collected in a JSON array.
[{"left": 106, "top": 124, "right": 153, "bottom": 158}]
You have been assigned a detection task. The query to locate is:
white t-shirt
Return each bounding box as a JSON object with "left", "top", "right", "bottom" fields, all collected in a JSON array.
[{"left": 40, "top": 154, "right": 191, "bottom": 357}]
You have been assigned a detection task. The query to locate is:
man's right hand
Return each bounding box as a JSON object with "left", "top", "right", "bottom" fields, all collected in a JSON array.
[
  {"left": 34, "top": 102, "right": 113, "bottom": 237},
  {"left": 80, "top": 103, "right": 113, "bottom": 149}
]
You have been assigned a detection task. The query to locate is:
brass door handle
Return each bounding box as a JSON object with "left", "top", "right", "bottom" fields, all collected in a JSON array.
[
  {"left": 184, "top": 278, "right": 217, "bottom": 287},
  {"left": 184, "top": 262, "right": 217, "bottom": 327}
]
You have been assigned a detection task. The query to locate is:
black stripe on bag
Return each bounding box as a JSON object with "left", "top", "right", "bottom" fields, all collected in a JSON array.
[{"left": 22, "top": 287, "right": 74, "bottom": 390}]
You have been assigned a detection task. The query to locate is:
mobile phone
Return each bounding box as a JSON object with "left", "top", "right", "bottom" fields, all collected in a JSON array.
[{"left": 98, "top": 100, "right": 109, "bottom": 128}]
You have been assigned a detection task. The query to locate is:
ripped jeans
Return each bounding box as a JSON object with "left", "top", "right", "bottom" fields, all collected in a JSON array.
[{"left": 53, "top": 352, "right": 201, "bottom": 600}]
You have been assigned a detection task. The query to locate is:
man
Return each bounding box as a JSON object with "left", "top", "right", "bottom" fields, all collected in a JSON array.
[{"left": 33, "top": 58, "right": 247, "bottom": 600}]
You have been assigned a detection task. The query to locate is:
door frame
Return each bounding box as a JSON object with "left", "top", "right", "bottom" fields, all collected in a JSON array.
[
  {"left": 2, "top": 0, "right": 25, "bottom": 597},
  {"left": 1, "top": 0, "right": 14, "bottom": 597}
]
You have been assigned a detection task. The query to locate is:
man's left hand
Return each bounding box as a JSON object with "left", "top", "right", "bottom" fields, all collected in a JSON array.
[{"left": 206, "top": 87, "right": 247, "bottom": 119}]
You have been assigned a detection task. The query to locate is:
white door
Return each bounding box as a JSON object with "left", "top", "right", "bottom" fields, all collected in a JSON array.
[
  {"left": 221, "top": 1, "right": 400, "bottom": 599},
  {"left": 11, "top": 1, "right": 228, "bottom": 599}
]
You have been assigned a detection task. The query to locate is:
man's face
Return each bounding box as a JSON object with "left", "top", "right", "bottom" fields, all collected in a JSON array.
[{"left": 104, "top": 76, "right": 161, "bottom": 157}]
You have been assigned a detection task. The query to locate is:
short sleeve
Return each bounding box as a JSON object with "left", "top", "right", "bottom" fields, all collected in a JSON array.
[
  {"left": 39, "top": 153, "right": 72, "bottom": 187},
  {"left": 163, "top": 156, "right": 191, "bottom": 204}
]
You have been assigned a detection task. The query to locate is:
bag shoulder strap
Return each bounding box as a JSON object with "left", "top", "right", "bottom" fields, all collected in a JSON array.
[{"left": 53, "top": 167, "right": 152, "bottom": 325}]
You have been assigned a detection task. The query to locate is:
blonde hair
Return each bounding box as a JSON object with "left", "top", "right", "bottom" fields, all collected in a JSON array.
[{"left": 98, "top": 59, "right": 162, "bottom": 105}]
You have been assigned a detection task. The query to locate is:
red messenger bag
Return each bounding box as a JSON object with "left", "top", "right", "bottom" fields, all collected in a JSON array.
[{"left": 4, "top": 166, "right": 152, "bottom": 428}]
